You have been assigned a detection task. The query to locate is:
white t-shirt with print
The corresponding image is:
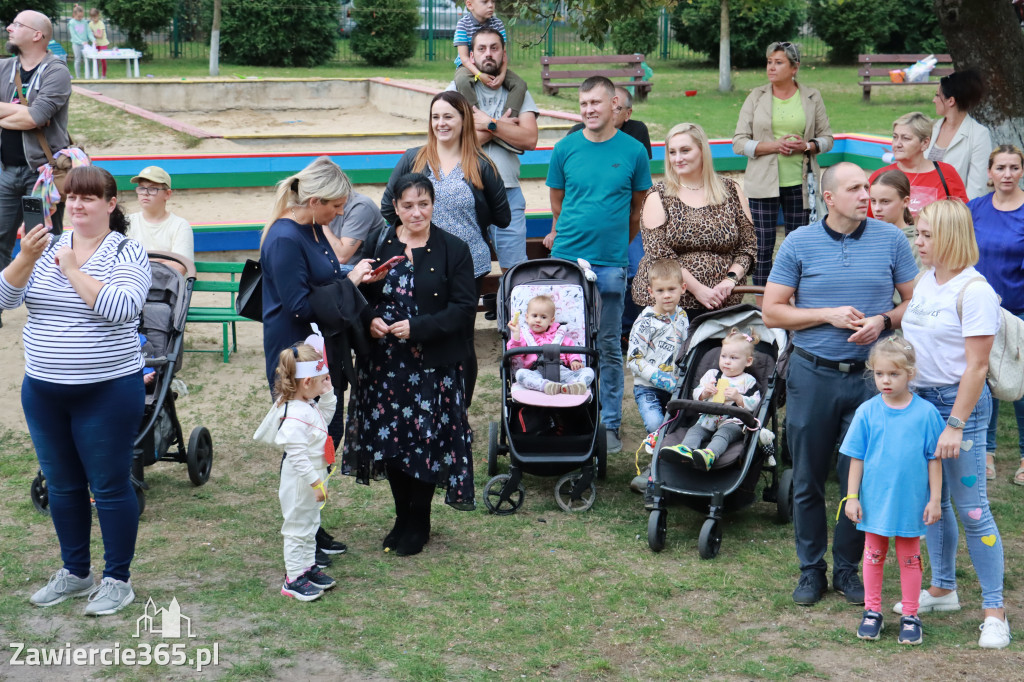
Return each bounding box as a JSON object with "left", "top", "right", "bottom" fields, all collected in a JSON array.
[{"left": 903, "top": 266, "right": 1000, "bottom": 387}]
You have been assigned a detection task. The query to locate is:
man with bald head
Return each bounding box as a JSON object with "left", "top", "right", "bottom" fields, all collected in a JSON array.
[
  {"left": 763, "top": 162, "right": 918, "bottom": 607},
  {"left": 0, "top": 9, "right": 72, "bottom": 314}
]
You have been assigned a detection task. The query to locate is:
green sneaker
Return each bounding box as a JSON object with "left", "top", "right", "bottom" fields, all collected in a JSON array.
[
  {"left": 659, "top": 443, "right": 693, "bottom": 463},
  {"left": 30, "top": 568, "right": 96, "bottom": 607},
  {"left": 692, "top": 448, "right": 716, "bottom": 471}
]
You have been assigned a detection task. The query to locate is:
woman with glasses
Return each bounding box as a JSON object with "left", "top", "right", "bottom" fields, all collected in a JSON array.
[
  {"left": 125, "top": 166, "right": 193, "bottom": 275},
  {"left": 733, "top": 41, "right": 833, "bottom": 288}
]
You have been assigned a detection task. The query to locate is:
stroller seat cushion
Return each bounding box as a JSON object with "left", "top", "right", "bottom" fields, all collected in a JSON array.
[
  {"left": 659, "top": 425, "right": 746, "bottom": 470},
  {"left": 508, "top": 283, "right": 587, "bottom": 350},
  {"left": 510, "top": 384, "right": 591, "bottom": 407}
]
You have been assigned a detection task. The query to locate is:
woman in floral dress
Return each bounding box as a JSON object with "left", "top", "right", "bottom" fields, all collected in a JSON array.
[{"left": 345, "top": 173, "right": 477, "bottom": 557}]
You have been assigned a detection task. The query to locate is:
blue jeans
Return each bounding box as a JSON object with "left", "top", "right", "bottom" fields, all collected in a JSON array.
[
  {"left": 0, "top": 164, "right": 42, "bottom": 271},
  {"left": 488, "top": 186, "right": 527, "bottom": 269},
  {"left": 23, "top": 372, "right": 145, "bottom": 582},
  {"left": 986, "top": 310, "right": 1024, "bottom": 459},
  {"left": 918, "top": 383, "right": 1004, "bottom": 609},
  {"left": 633, "top": 384, "right": 670, "bottom": 435},
  {"left": 593, "top": 265, "right": 626, "bottom": 431}
]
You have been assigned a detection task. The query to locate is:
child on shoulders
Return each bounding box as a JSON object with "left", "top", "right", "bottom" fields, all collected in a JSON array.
[
  {"left": 253, "top": 344, "right": 338, "bottom": 602},
  {"left": 840, "top": 337, "right": 944, "bottom": 646},
  {"left": 452, "top": 0, "right": 527, "bottom": 117},
  {"left": 507, "top": 294, "right": 594, "bottom": 395},
  {"left": 664, "top": 328, "right": 760, "bottom": 471}
]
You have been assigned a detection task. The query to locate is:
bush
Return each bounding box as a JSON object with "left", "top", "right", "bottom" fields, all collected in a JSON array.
[
  {"left": 875, "top": 0, "right": 946, "bottom": 56},
  {"left": 99, "top": 0, "right": 176, "bottom": 57},
  {"left": 218, "top": 0, "right": 339, "bottom": 68},
  {"left": 351, "top": 0, "right": 419, "bottom": 67},
  {"left": 610, "top": 9, "right": 659, "bottom": 58},
  {"left": 671, "top": 0, "right": 805, "bottom": 69},
  {"left": 0, "top": 1, "right": 61, "bottom": 27}
]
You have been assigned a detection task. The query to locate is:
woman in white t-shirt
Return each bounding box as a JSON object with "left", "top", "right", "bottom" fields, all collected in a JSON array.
[{"left": 900, "top": 199, "right": 1009, "bottom": 649}]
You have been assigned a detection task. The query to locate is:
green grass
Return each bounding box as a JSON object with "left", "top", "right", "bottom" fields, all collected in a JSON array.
[{"left": 1, "top": 331, "right": 1022, "bottom": 680}]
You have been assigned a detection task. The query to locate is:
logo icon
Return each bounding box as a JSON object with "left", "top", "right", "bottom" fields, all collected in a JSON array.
[{"left": 134, "top": 597, "right": 196, "bottom": 639}]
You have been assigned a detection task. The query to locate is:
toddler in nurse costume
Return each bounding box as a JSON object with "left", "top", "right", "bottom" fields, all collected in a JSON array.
[
  {"left": 839, "top": 337, "right": 945, "bottom": 645},
  {"left": 254, "top": 339, "right": 338, "bottom": 602}
]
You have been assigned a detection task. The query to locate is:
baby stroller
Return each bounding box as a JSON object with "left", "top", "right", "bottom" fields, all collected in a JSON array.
[
  {"left": 30, "top": 252, "right": 213, "bottom": 516},
  {"left": 645, "top": 303, "right": 790, "bottom": 558},
  {"left": 484, "top": 258, "right": 606, "bottom": 514}
]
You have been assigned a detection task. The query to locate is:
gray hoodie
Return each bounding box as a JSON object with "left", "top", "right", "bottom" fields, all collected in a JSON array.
[{"left": 0, "top": 52, "right": 72, "bottom": 169}]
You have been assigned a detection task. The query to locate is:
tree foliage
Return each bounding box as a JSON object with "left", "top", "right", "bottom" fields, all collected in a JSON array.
[
  {"left": 807, "top": 0, "right": 894, "bottom": 64},
  {"left": 670, "top": 0, "right": 804, "bottom": 68},
  {"left": 99, "top": 0, "right": 176, "bottom": 56},
  {"left": 0, "top": 1, "right": 61, "bottom": 28},
  {"left": 217, "top": 0, "right": 338, "bottom": 67},
  {"left": 875, "top": 0, "right": 946, "bottom": 55},
  {"left": 505, "top": 0, "right": 664, "bottom": 48},
  {"left": 351, "top": 0, "right": 419, "bottom": 67},
  {"left": 610, "top": 8, "right": 659, "bottom": 57}
]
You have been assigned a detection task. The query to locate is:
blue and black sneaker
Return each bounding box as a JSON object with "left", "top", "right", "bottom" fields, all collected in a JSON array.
[
  {"left": 898, "top": 615, "right": 923, "bottom": 645},
  {"left": 857, "top": 610, "right": 884, "bottom": 640}
]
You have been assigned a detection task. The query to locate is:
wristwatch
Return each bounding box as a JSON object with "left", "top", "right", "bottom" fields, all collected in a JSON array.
[
  {"left": 880, "top": 313, "right": 892, "bottom": 331},
  {"left": 725, "top": 271, "right": 739, "bottom": 282},
  {"left": 487, "top": 118, "right": 498, "bottom": 131},
  {"left": 946, "top": 416, "right": 966, "bottom": 429}
]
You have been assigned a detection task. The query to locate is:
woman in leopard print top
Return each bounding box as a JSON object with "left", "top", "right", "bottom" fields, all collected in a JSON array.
[{"left": 633, "top": 123, "right": 757, "bottom": 320}]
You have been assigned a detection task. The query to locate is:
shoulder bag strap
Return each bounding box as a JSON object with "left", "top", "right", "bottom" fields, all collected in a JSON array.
[
  {"left": 14, "top": 69, "right": 57, "bottom": 166},
  {"left": 933, "top": 161, "right": 951, "bottom": 198},
  {"left": 955, "top": 275, "right": 989, "bottom": 323}
]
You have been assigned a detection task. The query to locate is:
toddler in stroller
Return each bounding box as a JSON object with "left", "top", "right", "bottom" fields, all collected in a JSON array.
[
  {"left": 663, "top": 329, "right": 761, "bottom": 471},
  {"left": 507, "top": 294, "right": 594, "bottom": 396}
]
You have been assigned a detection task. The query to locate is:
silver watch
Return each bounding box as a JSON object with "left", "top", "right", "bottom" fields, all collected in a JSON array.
[{"left": 946, "top": 416, "right": 966, "bottom": 429}]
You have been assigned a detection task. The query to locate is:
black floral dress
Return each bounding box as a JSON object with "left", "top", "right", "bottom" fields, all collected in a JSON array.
[{"left": 342, "top": 260, "right": 475, "bottom": 510}]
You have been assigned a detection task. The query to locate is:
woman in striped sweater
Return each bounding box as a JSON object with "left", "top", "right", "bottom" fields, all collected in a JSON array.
[{"left": 0, "top": 166, "right": 151, "bottom": 617}]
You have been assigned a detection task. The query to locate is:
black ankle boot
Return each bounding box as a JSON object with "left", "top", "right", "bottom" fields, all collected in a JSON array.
[
  {"left": 395, "top": 479, "right": 435, "bottom": 556},
  {"left": 384, "top": 468, "right": 410, "bottom": 550}
]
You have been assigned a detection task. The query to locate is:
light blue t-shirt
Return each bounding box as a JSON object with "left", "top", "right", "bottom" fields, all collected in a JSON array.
[
  {"left": 768, "top": 218, "right": 918, "bottom": 361},
  {"left": 840, "top": 393, "right": 944, "bottom": 537},
  {"left": 546, "top": 130, "right": 652, "bottom": 267}
]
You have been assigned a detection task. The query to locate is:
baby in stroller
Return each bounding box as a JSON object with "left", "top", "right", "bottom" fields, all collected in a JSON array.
[
  {"left": 507, "top": 294, "right": 595, "bottom": 395},
  {"left": 663, "top": 328, "right": 761, "bottom": 471}
]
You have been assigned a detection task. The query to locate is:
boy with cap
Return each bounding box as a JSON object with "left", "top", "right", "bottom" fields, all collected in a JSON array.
[{"left": 127, "top": 166, "right": 194, "bottom": 273}]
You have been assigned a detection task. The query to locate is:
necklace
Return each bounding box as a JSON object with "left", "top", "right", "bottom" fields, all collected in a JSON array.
[{"left": 679, "top": 181, "right": 704, "bottom": 191}]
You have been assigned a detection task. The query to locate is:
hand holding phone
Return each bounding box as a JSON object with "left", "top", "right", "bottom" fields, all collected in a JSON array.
[
  {"left": 21, "top": 196, "right": 48, "bottom": 234},
  {"left": 370, "top": 255, "right": 406, "bottom": 278}
]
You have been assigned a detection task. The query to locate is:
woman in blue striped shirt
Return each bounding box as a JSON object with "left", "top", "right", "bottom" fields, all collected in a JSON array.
[{"left": 0, "top": 166, "right": 151, "bottom": 617}]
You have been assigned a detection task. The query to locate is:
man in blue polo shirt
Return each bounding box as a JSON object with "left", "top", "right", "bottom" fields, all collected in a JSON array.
[
  {"left": 544, "top": 76, "right": 652, "bottom": 454},
  {"left": 763, "top": 162, "right": 918, "bottom": 607}
]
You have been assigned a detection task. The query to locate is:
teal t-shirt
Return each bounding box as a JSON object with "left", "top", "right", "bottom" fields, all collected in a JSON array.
[
  {"left": 546, "top": 130, "right": 652, "bottom": 267},
  {"left": 840, "top": 394, "right": 944, "bottom": 537}
]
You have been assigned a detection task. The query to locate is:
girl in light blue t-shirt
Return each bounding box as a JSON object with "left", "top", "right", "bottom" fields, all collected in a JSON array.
[
  {"left": 67, "top": 5, "right": 90, "bottom": 80},
  {"left": 839, "top": 337, "right": 944, "bottom": 646}
]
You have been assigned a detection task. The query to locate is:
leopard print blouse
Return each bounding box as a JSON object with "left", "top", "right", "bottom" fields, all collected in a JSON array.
[{"left": 632, "top": 178, "right": 757, "bottom": 311}]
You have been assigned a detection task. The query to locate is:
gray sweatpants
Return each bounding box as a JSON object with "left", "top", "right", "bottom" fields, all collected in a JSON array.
[
  {"left": 681, "top": 421, "right": 744, "bottom": 455},
  {"left": 515, "top": 366, "right": 595, "bottom": 392}
]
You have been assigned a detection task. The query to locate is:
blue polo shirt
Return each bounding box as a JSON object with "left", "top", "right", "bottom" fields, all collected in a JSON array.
[
  {"left": 768, "top": 217, "right": 917, "bottom": 361},
  {"left": 546, "top": 129, "right": 652, "bottom": 267}
]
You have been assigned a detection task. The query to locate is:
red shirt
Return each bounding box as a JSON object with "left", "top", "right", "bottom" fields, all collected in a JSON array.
[{"left": 868, "top": 161, "right": 968, "bottom": 220}]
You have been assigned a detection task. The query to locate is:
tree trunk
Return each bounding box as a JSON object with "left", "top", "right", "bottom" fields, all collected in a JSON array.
[
  {"left": 209, "top": 0, "right": 222, "bottom": 77},
  {"left": 933, "top": 0, "right": 1024, "bottom": 149},
  {"left": 718, "top": 0, "right": 731, "bottom": 92}
]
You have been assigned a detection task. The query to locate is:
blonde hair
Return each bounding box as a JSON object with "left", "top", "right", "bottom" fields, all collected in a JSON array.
[
  {"left": 989, "top": 143, "right": 1024, "bottom": 169},
  {"left": 722, "top": 327, "right": 759, "bottom": 357},
  {"left": 663, "top": 123, "right": 729, "bottom": 205},
  {"left": 527, "top": 294, "right": 556, "bottom": 318},
  {"left": 647, "top": 258, "right": 683, "bottom": 285},
  {"left": 272, "top": 344, "right": 322, "bottom": 404},
  {"left": 73, "top": 4, "right": 84, "bottom": 17},
  {"left": 89, "top": 7, "right": 100, "bottom": 19},
  {"left": 917, "top": 199, "right": 979, "bottom": 271},
  {"left": 868, "top": 336, "right": 917, "bottom": 375},
  {"left": 262, "top": 156, "right": 351, "bottom": 244},
  {"left": 413, "top": 91, "right": 495, "bottom": 191},
  {"left": 893, "top": 112, "right": 933, "bottom": 143}
]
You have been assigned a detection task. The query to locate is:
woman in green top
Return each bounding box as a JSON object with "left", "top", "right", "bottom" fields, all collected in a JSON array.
[
  {"left": 67, "top": 5, "right": 89, "bottom": 80},
  {"left": 733, "top": 41, "right": 833, "bottom": 287}
]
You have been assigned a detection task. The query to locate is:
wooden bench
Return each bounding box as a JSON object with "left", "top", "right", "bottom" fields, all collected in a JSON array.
[
  {"left": 186, "top": 261, "right": 252, "bottom": 363},
  {"left": 858, "top": 53, "right": 954, "bottom": 102},
  {"left": 541, "top": 54, "right": 652, "bottom": 102}
]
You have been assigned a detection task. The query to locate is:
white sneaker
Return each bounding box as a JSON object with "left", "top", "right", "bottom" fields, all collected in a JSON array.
[
  {"left": 893, "top": 588, "right": 960, "bottom": 615},
  {"left": 84, "top": 577, "right": 135, "bottom": 616},
  {"left": 29, "top": 568, "right": 96, "bottom": 607},
  {"left": 978, "top": 616, "right": 1011, "bottom": 649}
]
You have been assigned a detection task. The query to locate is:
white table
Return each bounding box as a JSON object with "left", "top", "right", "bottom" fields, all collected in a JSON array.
[{"left": 81, "top": 46, "right": 142, "bottom": 79}]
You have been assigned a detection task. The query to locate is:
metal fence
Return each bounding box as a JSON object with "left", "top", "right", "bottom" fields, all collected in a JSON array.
[{"left": 47, "top": 2, "right": 827, "bottom": 66}]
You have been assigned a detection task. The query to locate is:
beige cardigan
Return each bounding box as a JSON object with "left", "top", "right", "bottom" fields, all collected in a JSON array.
[{"left": 732, "top": 83, "right": 833, "bottom": 208}]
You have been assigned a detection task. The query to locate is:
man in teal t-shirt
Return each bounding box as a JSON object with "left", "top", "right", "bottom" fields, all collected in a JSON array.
[{"left": 544, "top": 76, "right": 652, "bottom": 453}]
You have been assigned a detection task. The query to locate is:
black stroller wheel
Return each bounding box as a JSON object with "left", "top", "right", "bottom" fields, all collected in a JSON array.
[
  {"left": 553, "top": 473, "right": 596, "bottom": 512},
  {"left": 187, "top": 427, "right": 213, "bottom": 486},
  {"left": 698, "top": 518, "right": 722, "bottom": 559},
  {"left": 647, "top": 509, "right": 666, "bottom": 552},
  {"left": 483, "top": 474, "right": 525, "bottom": 515},
  {"left": 487, "top": 421, "right": 500, "bottom": 477},
  {"left": 30, "top": 471, "right": 49, "bottom": 515},
  {"left": 776, "top": 468, "right": 795, "bottom": 524}
]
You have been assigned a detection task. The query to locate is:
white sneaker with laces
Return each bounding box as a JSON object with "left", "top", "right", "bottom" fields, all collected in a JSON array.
[
  {"left": 893, "top": 588, "right": 960, "bottom": 614},
  {"left": 30, "top": 568, "right": 96, "bottom": 607},
  {"left": 84, "top": 577, "right": 135, "bottom": 616},
  {"left": 978, "top": 616, "right": 1011, "bottom": 649}
]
